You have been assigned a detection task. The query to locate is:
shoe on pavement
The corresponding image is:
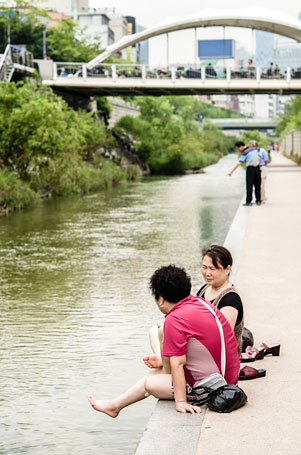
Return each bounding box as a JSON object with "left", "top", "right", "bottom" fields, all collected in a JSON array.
[
  {"left": 256, "top": 201, "right": 261, "bottom": 205},
  {"left": 242, "top": 202, "right": 252, "bottom": 206}
]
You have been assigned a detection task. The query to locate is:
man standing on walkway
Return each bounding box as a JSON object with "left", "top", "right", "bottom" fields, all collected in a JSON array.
[
  {"left": 249, "top": 140, "right": 269, "bottom": 203},
  {"left": 228, "top": 141, "right": 261, "bottom": 206}
]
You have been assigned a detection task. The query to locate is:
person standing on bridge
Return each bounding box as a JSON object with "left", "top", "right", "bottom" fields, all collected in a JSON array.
[
  {"left": 249, "top": 140, "right": 269, "bottom": 203},
  {"left": 228, "top": 141, "right": 261, "bottom": 206}
]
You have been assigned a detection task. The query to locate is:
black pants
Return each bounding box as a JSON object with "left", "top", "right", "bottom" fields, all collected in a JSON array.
[{"left": 246, "top": 166, "right": 261, "bottom": 203}]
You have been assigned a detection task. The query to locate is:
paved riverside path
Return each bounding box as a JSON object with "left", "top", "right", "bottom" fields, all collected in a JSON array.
[
  {"left": 135, "top": 152, "right": 301, "bottom": 454},
  {"left": 196, "top": 152, "right": 301, "bottom": 454}
]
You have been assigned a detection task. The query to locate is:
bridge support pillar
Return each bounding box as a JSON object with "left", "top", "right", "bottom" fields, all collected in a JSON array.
[
  {"left": 256, "top": 67, "right": 261, "bottom": 82},
  {"left": 194, "top": 28, "right": 198, "bottom": 67},
  {"left": 53, "top": 62, "right": 57, "bottom": 80},
  {"left": 201, "top": 66, "right": 205, "bottom": 81},
  {"left": 112, "top": 65, "right": 116, "bottom": 81},
  {"left": 82, "top": 64, "right": 87, "bottom": 81},
  {"left": 226, "top": 67, "right": 231, "bottom": 81}
]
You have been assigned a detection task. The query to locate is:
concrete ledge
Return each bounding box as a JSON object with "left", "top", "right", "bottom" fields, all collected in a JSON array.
[
  {"left": 224, "top": 196, "right": 250, "bottom": 280},
  {"left": 135, "top": 196, "right": 249, "bottom": 454},
  {"left": 135, "top": 400, "right": 205, "bottom": 454}
]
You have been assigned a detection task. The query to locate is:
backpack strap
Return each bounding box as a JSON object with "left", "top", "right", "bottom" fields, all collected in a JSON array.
[{"left": 197, "top": 298, "right": 226, "bottom": 377}]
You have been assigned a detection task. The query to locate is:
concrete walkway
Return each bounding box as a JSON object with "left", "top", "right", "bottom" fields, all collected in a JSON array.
[
  {"left": 135, "top": 152, "right": 301, "bottom": 454},
  {"left": 197, "top": 152, "right": 301, "bottom": 454}
]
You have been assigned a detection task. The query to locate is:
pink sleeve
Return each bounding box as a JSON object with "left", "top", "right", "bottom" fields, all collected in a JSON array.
[{"left": 162, "top": 316, "right": 188, "bottom": 356}]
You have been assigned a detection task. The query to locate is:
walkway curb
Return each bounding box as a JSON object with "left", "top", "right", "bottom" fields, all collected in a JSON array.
[{"left": 135, "top": 194, "right": 249, "bottom": 454}]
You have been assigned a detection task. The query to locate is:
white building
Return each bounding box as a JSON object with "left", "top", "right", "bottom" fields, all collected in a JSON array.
[
  {"left": 38, "top": 0, "right": 89, "bottom": 15},
  {"left": 75, "top": 10, "right": 115, "bottom": 48},
  {"left": 239, "top": 95, "right": 255, "bottom": 117}
]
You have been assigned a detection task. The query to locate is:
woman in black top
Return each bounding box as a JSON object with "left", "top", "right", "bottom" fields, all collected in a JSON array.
[{"left": 197, "top": 245, "right": 244, "bottom": 353}]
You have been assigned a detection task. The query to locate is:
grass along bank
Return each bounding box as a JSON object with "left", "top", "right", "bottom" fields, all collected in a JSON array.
[
  {"left": 0, "top": 82, "right": 142, "bottom": 215},
  {"left": 115, "top": 96, "right": 237, "bottom": 175}
]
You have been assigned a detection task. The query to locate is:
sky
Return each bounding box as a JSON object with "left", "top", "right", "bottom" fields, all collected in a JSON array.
[{"left": 90, "top": 0, "right": 301, "bottom": 65}]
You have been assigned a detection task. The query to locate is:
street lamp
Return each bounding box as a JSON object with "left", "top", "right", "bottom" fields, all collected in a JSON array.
[
  {"left": 39, "top": 15, "right": 49, "bottom": 60},
  {"left": 42, "top": 28, "right": 46, "bottom": 59}
]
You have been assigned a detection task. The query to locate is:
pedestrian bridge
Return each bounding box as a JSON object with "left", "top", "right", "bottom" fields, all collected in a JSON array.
[
  {"left": 207, "top": 118, "right": 278, "bottom": 131},
  {"left": 87, "top": 8, "right": 301, "bottom": 66},
  {"left": 39, "top": 61, "right": 301, "bottom": 96},
  {"left": 0, "top": 45, "right": 34, "bottom": 82}
]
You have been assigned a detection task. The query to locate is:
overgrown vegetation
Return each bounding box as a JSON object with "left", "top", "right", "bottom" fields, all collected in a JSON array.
[
  {"left": 276, "top": 95, "right": 301, "bottom": 137},
  {"left": 0, "top": 82, "right": 131, "bottom": 213},
  {"left": 116, "top": 96, "right": 237, "bottom": 174},
  {"left": 241, "top": 130, "right": 270, "bottom": 149},
  {"left": 276, "top": 96, "right": 301, "bottom": 164}
]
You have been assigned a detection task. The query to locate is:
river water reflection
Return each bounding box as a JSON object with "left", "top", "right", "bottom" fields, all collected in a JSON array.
[{"left": 0, "top": 154, "right": 244, "bottom": 454}]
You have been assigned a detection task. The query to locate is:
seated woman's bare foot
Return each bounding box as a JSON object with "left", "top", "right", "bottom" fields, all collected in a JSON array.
[
  {"left": 88, "top": 396, "right": 120, "bottom": 418},
  {"left": 143, "top": 354, "right": 163, "bottom": 369}
]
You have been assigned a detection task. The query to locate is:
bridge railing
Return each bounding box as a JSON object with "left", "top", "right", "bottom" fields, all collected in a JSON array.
[
  {"left": 0, "top": 45, "right": 13, "bottom": 81},
  {"left": 52, "top": 62, "right": 297, "bottom": 82},
  {"left": 11, "top": 47, "right": 33, "bottom": 68},
  {"left": 0, "top": 45, "right": 34, "bottom": 81}
]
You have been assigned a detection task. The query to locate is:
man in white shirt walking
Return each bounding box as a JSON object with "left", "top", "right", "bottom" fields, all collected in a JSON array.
[{"left": 249, "top": 140, "right": 269, "bottom": 203}]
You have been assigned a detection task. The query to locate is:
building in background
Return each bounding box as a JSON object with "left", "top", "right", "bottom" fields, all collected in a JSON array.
[
  {"left": 239, "top": 95, "right": 255, "bottom": 117},
  {"left": 109, "top": 14, "right": 128, "bottom": 60},
  {"left": 255, "top": 30, "right": 274, "bottom": 70},
  {"left": 124, "top": 16, "right": 138, "bottom": 62},
  {"left": 136, "top": 25, "right": 149, "bottom": 64},
  {"left": 75, "top": 10, "right": 114, "bottom": 47},
  {"left": 236, "top": 29, "right": 296, "bottom": 119},
  {"left": 273, "top": 36, "right": 301, "bottom": 69},
  {"left": 36, "top": 1, "right": 147, "bottom": 62},
  {"left": 40, "top": 0, "right": 89, "bottom": 15}
]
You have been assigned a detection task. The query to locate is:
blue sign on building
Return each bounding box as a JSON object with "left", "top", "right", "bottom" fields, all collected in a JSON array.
[{"left": 198, "top": 39, "right": 235, "bottom": 59}]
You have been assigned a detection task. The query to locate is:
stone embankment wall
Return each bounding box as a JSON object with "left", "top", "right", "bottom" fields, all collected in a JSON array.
[
  {"left": 280, "top": 129, "right": 301, "bottom": 159},
  {"left": 108, "top": 97, "right": 140, "bottom": 128}
]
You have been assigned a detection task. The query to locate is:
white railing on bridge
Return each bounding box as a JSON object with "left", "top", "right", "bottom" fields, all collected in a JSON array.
[
  {"left": 52, "top": 62, "right": 299, "bottom": 83},
  {"left": 0, "top": 45, "right": 34, "bottom": 81}
]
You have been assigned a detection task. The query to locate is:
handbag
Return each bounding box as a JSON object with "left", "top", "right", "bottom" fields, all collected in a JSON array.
[
  {"left": 192, "top": 299, "right": 247, "bottom": 413},
  {"left": 207, "top": 384, "right": 247, "bottom": 413}
]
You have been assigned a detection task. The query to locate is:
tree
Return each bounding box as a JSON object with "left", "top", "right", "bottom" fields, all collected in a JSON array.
[
  {"left": 46, "top": 18, "right": 102, "bottom": 62},
  {"left": 0, "top": 1, "right": 103, "bottom": 61},
  {"left": 276, "top": 95, "right": 301, "bottom": 137},
  {"left": 116, "top": 96, "right": 234, "bottom": 175},
  {"left": 0, "top": 0, "right": 46, "bottom": 56}
]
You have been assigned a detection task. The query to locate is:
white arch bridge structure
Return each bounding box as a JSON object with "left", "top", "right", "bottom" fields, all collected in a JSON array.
[{"left": 39, "top": 9, "right": 301, "bottom": 97}]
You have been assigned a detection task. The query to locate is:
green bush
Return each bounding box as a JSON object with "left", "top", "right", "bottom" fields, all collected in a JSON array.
[
  {"left": 242, "top": 130, "right": 269, "bottom": 149},
  {"left": 116, "top": 97, "right": 234, "bottom": 175},
  {"left": 27, "top": 156, "right": 127, "bottom": 197},
  {"left": 0, "top": 82, "right": 113, "bottom": 178},
  {"left": 0, "top": 169, "right": 37, "bottom": 212},
  {"left": 277, "top": 95, "right": 301, "bottom": 138},
  {"left": 126, "top": 164, "right": 143, "bottom": 181}
]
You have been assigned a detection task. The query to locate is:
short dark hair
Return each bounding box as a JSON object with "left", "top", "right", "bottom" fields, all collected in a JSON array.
[
  {"left": 202, "top": 245, "right": 233, "bottom": 270},
  {"left": 235, "top": 141, "right": 245, "bottom": 148},
  {"left": 149, "top": 265, "right": 191, "bottom": 303}
]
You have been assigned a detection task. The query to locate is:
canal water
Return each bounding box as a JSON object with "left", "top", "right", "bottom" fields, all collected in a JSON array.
[{"left": 0, "top": 154, "right": 244, "bottom": 455}]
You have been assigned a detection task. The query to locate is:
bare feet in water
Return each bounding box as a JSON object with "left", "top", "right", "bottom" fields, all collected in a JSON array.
[
  {"left": 143, "top": 354, "right": 163, "bottom": 369},
  {"left": 88, "top": 397, "right": 120, "bottom": 418}
]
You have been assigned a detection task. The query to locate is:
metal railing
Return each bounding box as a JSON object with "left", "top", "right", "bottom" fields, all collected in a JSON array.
[
  {"left": 0, "top": 45, "right": 34, "bottom": 82},
  {"left": 0, "top": 45, "right": 13, "bottom": 81},
  {"left": 52, "top": 62, "right": 297, "bottom": 83}
]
